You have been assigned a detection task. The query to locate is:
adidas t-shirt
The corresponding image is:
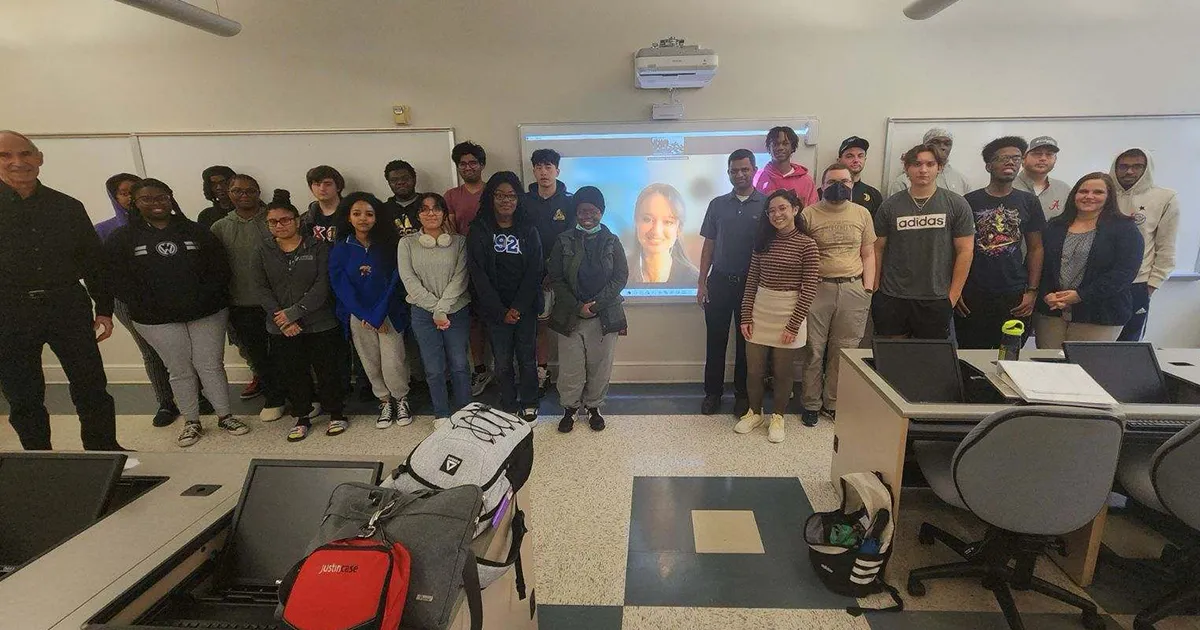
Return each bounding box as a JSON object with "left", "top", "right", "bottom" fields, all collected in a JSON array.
[{"left": 874, "top": 188, "right": 975, "bottom": 300}]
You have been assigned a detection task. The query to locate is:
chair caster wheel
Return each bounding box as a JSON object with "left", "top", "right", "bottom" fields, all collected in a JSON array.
[
  {"left": 917, "top": 523, "right": 936, "bottom": 546},
  {"left": 1080, "top": 610, "right": 1105, "bottom": 630},
  {"left": 907, "top": 578, "right": 926, "bottom": 597}
]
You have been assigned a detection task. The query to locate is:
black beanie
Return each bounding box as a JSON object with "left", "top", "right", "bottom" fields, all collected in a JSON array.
[{"left": 573, "top": 186, "right": 605, "bottom": 212}]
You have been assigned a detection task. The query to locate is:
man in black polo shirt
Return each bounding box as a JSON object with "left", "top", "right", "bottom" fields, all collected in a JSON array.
[
  {"left": 836, "top": 136, "right": 884, "bottom": 215},
  {"left": 698, "top": 149, "right": 765, "bottom": 416},
  {"left": 384, "top": 159, "right": 422, "bottom": 237},
  {"left": 0, "top": 130, "right": 123, "bottom": 451}
]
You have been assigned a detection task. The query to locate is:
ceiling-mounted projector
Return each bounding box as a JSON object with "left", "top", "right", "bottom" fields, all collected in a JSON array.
[{"left": 634, "top": 37, "right": 718, "bottom": 90}]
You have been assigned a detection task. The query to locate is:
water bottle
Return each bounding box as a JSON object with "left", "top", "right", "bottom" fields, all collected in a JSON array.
[{"left": 999, "top": 319, "right": 1024, "bottom": 361}]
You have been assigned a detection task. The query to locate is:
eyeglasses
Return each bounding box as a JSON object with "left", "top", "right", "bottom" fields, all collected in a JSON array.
[
  {"left": 458, "top": 160, "right": 481, "bottom": 168},
  {"left": 991, "top": 155, "right": 1023, "bottom": 165},
  {"left": 1116, "top": 163, "right": 1147, "bottom": 172},
  {"left": 418, "top": 207, "right": 444, "bottom": 215},
  {"left": 493, "top": 193, "right": 519, "bottom": 202},
  {"left": 267, "top": 217, "right": 296, "bottom": 227},
  {"left": 135, "top": 194, "right": 171, "bottom": 204},
  {"left": 228, "top": 188, "right": 260, "bottom": 196}
]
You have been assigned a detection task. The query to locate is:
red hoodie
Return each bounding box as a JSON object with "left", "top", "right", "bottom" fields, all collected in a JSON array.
[{"left": 753, "top": 161, "right": 819, "bottom": 206}]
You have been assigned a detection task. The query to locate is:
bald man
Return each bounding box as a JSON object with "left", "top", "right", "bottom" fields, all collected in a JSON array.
[{"left": 0, "top": 130, "right": 124, "bottom": 450}]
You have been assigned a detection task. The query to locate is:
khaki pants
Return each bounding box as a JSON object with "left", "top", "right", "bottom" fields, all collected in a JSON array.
[
  {"left": 1033, "top": 313, "right": 1122, "bottom": 350},
  {"left": 802, "top": 279, "right": 871, "bottom": 412}
]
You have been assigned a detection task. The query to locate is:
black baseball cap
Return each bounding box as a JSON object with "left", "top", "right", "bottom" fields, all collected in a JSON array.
[{"left": 839, "top": 136, "right": 870, "bottom": 155}]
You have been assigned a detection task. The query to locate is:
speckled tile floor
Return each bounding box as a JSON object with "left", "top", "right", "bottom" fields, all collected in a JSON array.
[{"left": 3, "top": 382, "right": 1197, "bottom": 629}]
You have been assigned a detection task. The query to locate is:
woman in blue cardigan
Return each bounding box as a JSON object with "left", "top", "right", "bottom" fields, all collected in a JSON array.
[
  {"left": 330, "top": 192, "right": 412, "bottom": 429},
  {"left": 1035, "top": 172, "right": 1144, "bottom": 349}
]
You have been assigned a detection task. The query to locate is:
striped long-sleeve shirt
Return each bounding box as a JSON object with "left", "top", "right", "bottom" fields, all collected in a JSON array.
[{"left": 741, "top": 228, "right": 821, "bottom": 335}]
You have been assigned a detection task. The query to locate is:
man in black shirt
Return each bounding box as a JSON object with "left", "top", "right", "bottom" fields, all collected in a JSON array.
[
  {"left": 956, "top": 136, "right": 1046, "bottom": 349},
  {"left": 196, "top": 165, "right": 235, "bottom": 229},
  {"left": 384, "top": 159, "right": 422, "bottom": 237},
  {"left": 835, "top": 136, "right": 884, "bottom": 215},
  {"left": 0, "top": 130, "right": 123, "bottom": 450}
]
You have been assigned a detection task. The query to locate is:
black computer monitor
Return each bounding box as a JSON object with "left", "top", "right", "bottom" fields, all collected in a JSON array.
[
  {"left": 872, "top": 339, "right": 965, "bottom": 403},
  {"left": 1063, "top": 341, "right": 1170, "bottom": 404},
  {"left": 224, "top": 459, "right": 383, "bottom": 587},
  {"left": 0, "top": 452, "right": 126, "bottom": 569}
]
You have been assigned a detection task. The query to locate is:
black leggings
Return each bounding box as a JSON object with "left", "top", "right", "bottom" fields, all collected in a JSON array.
[{"left": 271, "top": 328, "right": 349, "bottom": 423}]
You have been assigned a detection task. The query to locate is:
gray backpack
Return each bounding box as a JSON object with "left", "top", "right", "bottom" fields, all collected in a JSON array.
[{"left": 313, "top": 482, "right": 484, "bottom": 630}]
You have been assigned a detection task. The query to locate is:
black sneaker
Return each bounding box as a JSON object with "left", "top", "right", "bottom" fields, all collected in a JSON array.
[
  {"left": 198, "top": 395, "right": 215, "bottom": 416},
  {"left": 701, "top": 394, "right": 721, "bottom": 415},
  {"left": 558, "top": 407, "right": 577, "bottom": 433},
  {"left": 519, "top": 407, "right": 538, "bottom": 424},
  {"left": 587, "top": 407, "right": 605, "bottom": 431},
  {"left": 152, "top": 404, "right": 180, "bottom": 428},
  {"left": 801, "top": 409, "right": 820, "bottom": 427},
  {"left": 821, "top": 408, "right": 836, "bottom": 422},
  {"left": 732, "top": 395, "right": 750, "bottom": 418}
]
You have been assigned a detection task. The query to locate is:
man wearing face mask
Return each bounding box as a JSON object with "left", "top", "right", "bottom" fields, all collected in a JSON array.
[
  {"left": 831, "top": 136, "right": 884, "bottom": 215},
  {"left": 886, "top": 128, "right": 972, "bottom": 197},
  {"left": 955, "top": 137, "right": 1045, "bottom": 349},
  {"left": 698, "top": 149, "right": 766, "bottom": 416},
  {"left": 799, "top": 164, "right": 876, "bottom": 425}
]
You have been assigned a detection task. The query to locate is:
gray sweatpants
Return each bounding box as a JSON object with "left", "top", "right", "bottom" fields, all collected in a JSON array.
[
  {"left": 556, "top": 316, "right": 618, "bottom": 409},
  {"left": 112, "top": 298, "right": 174, "bottom": 408},
  {"left": 350, "top": 316, "right": 410, "bottom": 401},
  {"left": 133, "top": 309, "right": 232, "bottom": 425}
]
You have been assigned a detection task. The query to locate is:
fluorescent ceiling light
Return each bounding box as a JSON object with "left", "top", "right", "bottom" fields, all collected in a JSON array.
[{"left": 113, "top": 0, "right": 242, "bottom": 37}]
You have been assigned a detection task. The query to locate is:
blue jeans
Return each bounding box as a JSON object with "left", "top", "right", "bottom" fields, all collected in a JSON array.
[
  {"left": 410, "top": 307, "right": 471, "bottom": 418},
  {"left": 488, "top": 315, "right": 538, "bottom": 411}
]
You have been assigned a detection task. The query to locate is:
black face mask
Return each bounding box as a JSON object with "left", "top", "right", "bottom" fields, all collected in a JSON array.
[{"left": 824, "top": 182, "right": 853, "bottom": 202}]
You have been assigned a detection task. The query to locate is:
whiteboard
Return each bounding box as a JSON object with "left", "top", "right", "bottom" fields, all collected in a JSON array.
[
  {"left": 884, "top": 115, "right": 1200, "bottom": 275},
  {"left": 26, "top": 134, "right": 142, "bottom": 224},
  {"left": 136, "top": 128, "right": 458, "bottom": 216}
]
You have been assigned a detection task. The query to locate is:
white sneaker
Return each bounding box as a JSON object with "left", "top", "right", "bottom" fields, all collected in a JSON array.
[
  {"left": 768, "top": 414, "right": 786, "bottom": 443},
  {"left": 470, "top": 369, "right": 493, "bottom": 396},
  {"left": 259, "top": 404, "right": 285, "bottom": 422},
  {"left": 434, "top": 417, "right": 450, "bottom": 431},
  {"left": 177, "top": 421, "right": 203, "bottom": 447},
  {"left": 394, "top": 398, "right": 413, "bottom": 427},
  {"left": 733, "top": 411, "right": 764, "bottom": 434},
  {"left": 375, "top": 400, "right": 396, "bottom": 429}
]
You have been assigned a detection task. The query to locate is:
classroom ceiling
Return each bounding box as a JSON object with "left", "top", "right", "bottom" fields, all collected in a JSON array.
[{"left": 4, "top": 0, "right": 1199, "bottom": 48}]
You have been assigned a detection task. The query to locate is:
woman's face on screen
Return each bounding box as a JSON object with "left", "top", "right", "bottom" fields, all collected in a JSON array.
[{"left": 636, "top": 193, "right": 680, "bottom": 256}]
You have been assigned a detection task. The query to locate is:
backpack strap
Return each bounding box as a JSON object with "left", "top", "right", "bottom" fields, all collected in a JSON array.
[
  {"left": 475, "top": 504, "right": 528, "bottom": 600},
  {"left": 462, "top": 553, "right": 484, "bottom": 630},
  {"left": 845, "top": 579, "right": 904, "bottom": 615}
]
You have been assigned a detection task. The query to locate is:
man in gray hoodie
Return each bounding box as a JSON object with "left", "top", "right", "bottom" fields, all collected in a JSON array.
[{"left": 1111, "top": 148, "right": 1180, "bottom": 341}]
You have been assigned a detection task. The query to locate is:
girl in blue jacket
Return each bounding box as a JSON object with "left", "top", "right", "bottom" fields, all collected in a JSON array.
[{"left": 330, "top": 192, "right": 412, "bottom": 428}]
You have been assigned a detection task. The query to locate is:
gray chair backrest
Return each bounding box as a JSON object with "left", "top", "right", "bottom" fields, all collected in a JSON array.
[
  {"left": 953, "top": 406, "right": 1124, "bottom": 536},
  {"left": 1152, "top": 418, "right": 1200, "bottom": 531}
]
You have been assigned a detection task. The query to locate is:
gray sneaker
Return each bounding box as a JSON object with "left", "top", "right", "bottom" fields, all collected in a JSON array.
[
  {"left": 217, "top": 415, "right": 251, "bottom": 436},
  {"left": 177, "top": 421, "right": 203, "bottom": 447},
  {"left": 470, "top": 369, "right": 493, "bottom": 396}
]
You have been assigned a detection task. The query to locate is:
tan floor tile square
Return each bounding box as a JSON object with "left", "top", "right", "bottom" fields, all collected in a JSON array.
[{"left": 691, "top": 509, "right": 765, "bottom": 554}]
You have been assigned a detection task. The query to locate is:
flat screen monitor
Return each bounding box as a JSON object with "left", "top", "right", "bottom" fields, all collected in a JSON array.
[
  {"left": 225, "top": 459, "right": 383, "bottom": 587},
  {"left": 0, "top": 453, "right": 126, "bottom": 568},
  {"left": 1063, "top": 341, "right": 1170, "bottom": 404},
  {"left": 872, "top": 339, "right": 965, "bottom": 403}
]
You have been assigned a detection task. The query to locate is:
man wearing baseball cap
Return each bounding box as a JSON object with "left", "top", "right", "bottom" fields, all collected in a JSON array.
[
  {"left": 1014, "top": 136, "right": 1071, "bottom": 220},
  {"left": 886, "top": 127, "right": 972, "bottom": 197},
  {"left": 833, "top": 136, "right": 884, "bottom": 215}
]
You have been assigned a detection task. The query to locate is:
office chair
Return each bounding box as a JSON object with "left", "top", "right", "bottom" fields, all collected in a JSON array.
[
  {"left": 907, "top": 406, "right": 1124, "bottom": 630},
  {"left": 1115, "top": 419, "right": 1200, "bottom": 630}
]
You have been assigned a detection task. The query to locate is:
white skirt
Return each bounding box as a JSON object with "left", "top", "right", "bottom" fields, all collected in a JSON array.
[{"left": 748, "top": 286, "right": 806, "bottom": 349}]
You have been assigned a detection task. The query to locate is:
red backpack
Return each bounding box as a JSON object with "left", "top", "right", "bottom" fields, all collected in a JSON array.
[{"left": 279, "top": 535, "right": 411, "bottom": 630}]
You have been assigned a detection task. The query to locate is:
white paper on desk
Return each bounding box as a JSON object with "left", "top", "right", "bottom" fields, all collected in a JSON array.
[
  {"left": 123, "top": 457, "right": 140, "bottom": 470},
  {"left": 997, "top": 361, "right": 1118, "bottom": 409}
]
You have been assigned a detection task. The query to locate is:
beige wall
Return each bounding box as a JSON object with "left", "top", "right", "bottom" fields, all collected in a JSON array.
[{"left": 7, "top": 0, "right": 1200, "bottom": 382}]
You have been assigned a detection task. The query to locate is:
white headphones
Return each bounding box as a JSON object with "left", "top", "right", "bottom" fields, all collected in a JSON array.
[{"left": 418, "top": 232, "right": 453, "bottom": 248}]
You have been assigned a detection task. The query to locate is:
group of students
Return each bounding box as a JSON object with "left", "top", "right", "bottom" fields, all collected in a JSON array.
[
  {"left": 697, "top": 126, "right": 1178, "bottom": 444},
  {"left": 0, "top": 126, "right": 1179, "bottom": 451},
  {"left": 90, "top": 142, "right": 638, "bottom": 447}
]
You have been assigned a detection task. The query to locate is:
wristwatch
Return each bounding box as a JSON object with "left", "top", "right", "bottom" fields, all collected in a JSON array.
[{"left": 1024, "top": 286, "right": 1039, "bottom": 294}]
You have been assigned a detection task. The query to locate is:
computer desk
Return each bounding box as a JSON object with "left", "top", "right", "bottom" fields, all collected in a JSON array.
[
  {"left": 831, "top": 348, "right": 1200, "bottom": 588},
  {"left": 0, "top": 451, "right": 538, "bottom": 630}
]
